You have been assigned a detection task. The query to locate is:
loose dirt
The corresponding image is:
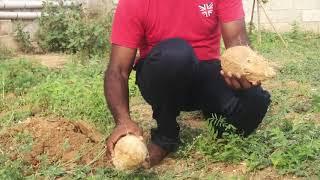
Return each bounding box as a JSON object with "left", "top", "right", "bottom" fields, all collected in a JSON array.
[{"left": 0, "top": 117, "right": 110, "bottom": 169}]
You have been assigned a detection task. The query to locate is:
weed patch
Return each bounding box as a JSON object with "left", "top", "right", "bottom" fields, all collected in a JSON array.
[
  {"left": 0, "top": 45, "right": 14, "bottom": 61},
  {"left": 0, "top": 59, "right": 50, "bottom": 95},
  {"left": 26, "top": 62, "right": 112, "bottom": 132},
  {"left": 0, "top": 156, "right": 31, "bottom": 180},
  {"left": 186, "top": 119, "right": 320, "bottom": 176}
]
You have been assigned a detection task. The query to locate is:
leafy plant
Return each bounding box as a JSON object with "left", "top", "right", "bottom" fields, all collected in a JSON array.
[
  {"left": 14, "top": 22, "right": 33, "bottom": 53},
  {"left": 0, "top": 155, "right": 32, "bottom": 180}
]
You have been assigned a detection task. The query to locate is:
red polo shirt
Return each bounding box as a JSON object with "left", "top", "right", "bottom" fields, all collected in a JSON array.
[{"left": 111, "top": 0, "right": 245, "bottom": 61}]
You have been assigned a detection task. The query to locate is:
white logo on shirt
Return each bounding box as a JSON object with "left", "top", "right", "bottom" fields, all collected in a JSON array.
[{"left": 199, "top": 3, "right": 213, "bottom": 17}]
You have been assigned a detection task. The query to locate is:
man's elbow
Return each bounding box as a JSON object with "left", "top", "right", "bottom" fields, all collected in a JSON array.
[{"left": 105, "top": 64, "right": 129, "bottom": 84}]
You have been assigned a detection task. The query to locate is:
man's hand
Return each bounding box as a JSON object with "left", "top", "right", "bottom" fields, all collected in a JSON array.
[
  {"left": 220, "top": 19, "right": 260, "bottom": 90},
  {"left": 106, "top": 120, "right": 143, "bottom": 156},
  {"left": 220, "top": 70, "right": 260, "bottom": 90}
]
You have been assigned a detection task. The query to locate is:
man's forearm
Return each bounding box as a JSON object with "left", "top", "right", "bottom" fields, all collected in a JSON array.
[
  {"left": 221, "top": 19, "right": 250, "bottom": 49},
  {"left": 104, "top": 67, "right": 131, "bottom": 125},
  {"left": 225, "top": 32, "right": 250, "bottom": 48}
]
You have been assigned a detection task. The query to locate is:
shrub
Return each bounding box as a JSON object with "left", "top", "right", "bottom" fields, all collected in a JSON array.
[
  {"left": 37, "top": 1, "right": 112, "bottom": 60},
  {"left": 14, "top": 22, "right": 33, "bottom": 53}
]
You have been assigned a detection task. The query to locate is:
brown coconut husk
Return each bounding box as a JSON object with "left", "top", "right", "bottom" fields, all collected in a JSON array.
[
  {"left": 112, "top": 135, "right": 148, "bottom": 170},
  {"left": 221, "top": 46, "right": 276, "bottom": 83}
]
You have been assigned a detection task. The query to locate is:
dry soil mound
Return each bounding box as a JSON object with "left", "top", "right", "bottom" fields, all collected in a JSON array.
[{"left": 0, "top": 118, "right": 110, "bottom": 169}]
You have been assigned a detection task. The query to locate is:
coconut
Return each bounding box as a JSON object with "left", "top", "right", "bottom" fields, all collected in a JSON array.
[
  {"left": 221, "top": 46, "right": 276, "bottom": 83},
  {"left": 112, "top": 135, "right": 148, "bottom": 170}
]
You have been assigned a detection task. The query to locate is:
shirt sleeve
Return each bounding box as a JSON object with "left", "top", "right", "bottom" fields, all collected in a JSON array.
[
  {"left": 111, "top": 0, "right": 145, "bottom": 49},
  {"left": 216, "top": 0, "right": 245, "bottom": 23}
]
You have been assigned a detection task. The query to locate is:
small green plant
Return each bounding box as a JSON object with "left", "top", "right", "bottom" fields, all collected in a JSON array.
[
  {"left": 14, "top": 132, "right": 33, "bottom": 153},
  {"left": 128, "top": 72, "right": 140, "bottom": 97},
  {"left": 285, "top": 22, "right": 305, "bottom": 41},
  {"left": 0, "top": 45, "right": 14, "bottom": 61},
  {"left": 0, "top": 159, "right": 25, "bottom": 180},
  {"left": 313, "top": 95, "right": 320, "bottom": 112},
  {"left": 14, "top": 22, "right": 33, "bottom": 53},
  {"left": 0, "top": 155, "right": 33, "bottom": 179},
  {"left": 39, "top": 165, "right": 66, "bottom": 179}
]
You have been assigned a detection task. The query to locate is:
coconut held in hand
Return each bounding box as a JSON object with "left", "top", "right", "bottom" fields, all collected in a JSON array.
[
  {"left": 112, "top": 135, "right": 148, "bottom": 170},
  {"left": 221, "top": 46, "right": 276, "bottom": 83}
]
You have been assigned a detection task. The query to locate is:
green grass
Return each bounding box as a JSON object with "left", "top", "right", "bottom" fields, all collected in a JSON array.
[
  {"left": 0, "top": 59, "right": 50, "bottom": 95},
  {"left": 26, "top": 62, "right": 113, "bottom": 132},
  {"left": 313, "top": 95, "right": 320, "bottom": 112},
  {"left": 181, "top": 119, "right": 320, "bottom": 176},
  {"left": 0, "top": 29, "right": 320, "bottom": 179},
  {"left": 0, "top": 45, "right": 15, "bottom": 61}
]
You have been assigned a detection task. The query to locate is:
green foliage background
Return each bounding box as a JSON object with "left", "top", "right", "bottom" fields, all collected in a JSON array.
[{"left": 36, "top": 1, "right": 112, "bottom": 60}]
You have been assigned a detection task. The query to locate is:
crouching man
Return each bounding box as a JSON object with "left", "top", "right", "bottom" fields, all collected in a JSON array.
[{"left": 104, "top": 0, "right": 271, "bottom": 168}]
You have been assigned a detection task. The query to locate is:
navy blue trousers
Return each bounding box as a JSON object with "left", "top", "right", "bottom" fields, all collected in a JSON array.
[{"left": 135, "top": 38, "right": 271, "bottom": 152}]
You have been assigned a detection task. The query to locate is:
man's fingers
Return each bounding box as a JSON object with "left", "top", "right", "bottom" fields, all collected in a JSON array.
[
  {"left": 132, "top": 127, "right": 143, "bottom": 137},
  {"left": 224, "top": 77, "right": 233, "bottom": 87},
  {"left": 230, "top": 78, "right": 241, "bottom": 90},
  {"left": 106, "top": 140, "right": 115, "bottom": 157},
  {"left": 221, "top": 71, "right": 240, "bottom": 89},
  {"left": 235, "top": 73, "right": 241, "bottom": 79},
  {"left": 239, "top": 76, "right": 252, "bottom": 89},
  {"left": 220, "top": 70, "right": 224, "bottom": 76},
  {"left": 221, "top": 70, "right": 262, "bottom": 90},
  {"left": 106, "top": 133, "right": 120, "bottom": 156},
  {"left": 107, "top": 129, "right": 132, "bottom": 156},
  {"left": 252, "top": 81, "right": 261, "bottom": 86}
]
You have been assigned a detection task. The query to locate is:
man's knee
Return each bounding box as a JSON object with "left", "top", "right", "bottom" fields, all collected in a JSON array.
[
  {"left": 225, "top": 87, "right": 271, "bottom": 136},
  {"left": 139, "top": 38, "right": 197, "bottom": 92},
  {"left": 240, "top": 87, "right": 271, "bottom": 135}
]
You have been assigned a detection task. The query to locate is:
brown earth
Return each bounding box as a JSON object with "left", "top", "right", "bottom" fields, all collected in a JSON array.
[{"left": 0, "top": 117, "right": 110, "bottom": 169}]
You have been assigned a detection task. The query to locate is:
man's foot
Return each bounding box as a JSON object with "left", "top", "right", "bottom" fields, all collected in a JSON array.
[{"left": 143, "top": 143, "right": 169, "bottom": 168}]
